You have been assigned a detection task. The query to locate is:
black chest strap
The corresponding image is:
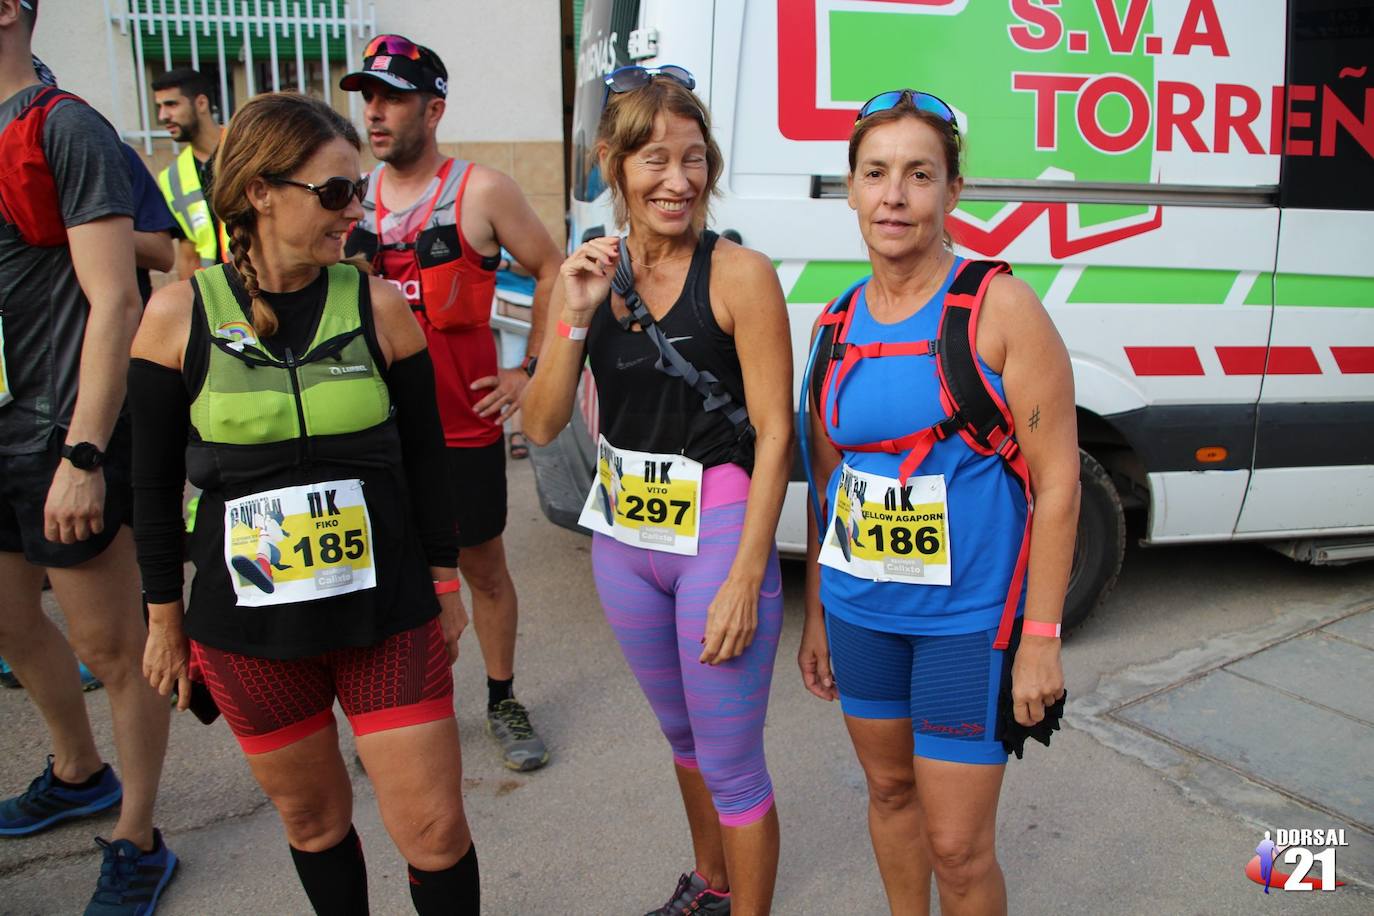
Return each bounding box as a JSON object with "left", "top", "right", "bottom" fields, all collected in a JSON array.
[{"left": 611, "top": 237, "right": 753, "bottom": 438}]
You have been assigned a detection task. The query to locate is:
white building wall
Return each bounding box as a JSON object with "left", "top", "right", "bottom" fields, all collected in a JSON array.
[
  {"left": 30, "top": 0, "right": 567, "bottom": 242},
  {"left": 31, "top": 0, "right": 136, "bottom": 123},
  {"left": 381, "top": 0, "right": 564, "bottom": 144}
]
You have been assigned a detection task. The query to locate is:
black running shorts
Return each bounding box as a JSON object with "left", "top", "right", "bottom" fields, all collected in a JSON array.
[
  {"left": 446, "top": 439, "right": 507, "bottom": 548},
  {"left": 0, "top": 424, "right": 133, "bottom": 568}
]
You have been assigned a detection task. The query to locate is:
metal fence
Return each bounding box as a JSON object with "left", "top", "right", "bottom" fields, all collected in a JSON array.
[{"left": 105, "top": 0, "right": 377, "bottom": 152}]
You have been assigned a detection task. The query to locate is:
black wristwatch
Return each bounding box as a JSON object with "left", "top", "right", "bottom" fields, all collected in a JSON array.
[
  {"left": 521, "top": 355, "right": 538, "bottom": 378},
  {"left": 61, "top": 441, "right": 105, "bottom": 471}
]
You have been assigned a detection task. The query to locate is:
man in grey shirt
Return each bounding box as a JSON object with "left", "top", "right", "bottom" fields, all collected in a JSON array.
[{"left": 0, "top": 2, "right": 176, "bottom": 913}]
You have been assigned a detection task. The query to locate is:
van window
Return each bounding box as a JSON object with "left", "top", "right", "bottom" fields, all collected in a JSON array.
[
  {"left": 1280, "top": 4, "right": 1374, "bottom": 210},
  {"left": 572, "top": 0, "right": 641, "bottom": 203}
]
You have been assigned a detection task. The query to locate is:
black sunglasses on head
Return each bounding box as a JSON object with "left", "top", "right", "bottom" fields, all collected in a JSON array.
[{"left": 267, "top": 174, "right": 369, "bottom": 211}]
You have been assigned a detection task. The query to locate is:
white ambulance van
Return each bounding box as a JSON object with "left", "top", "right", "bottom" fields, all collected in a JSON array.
[{"left": 531, "top": 0, "right": 1374, "bottom": 630}]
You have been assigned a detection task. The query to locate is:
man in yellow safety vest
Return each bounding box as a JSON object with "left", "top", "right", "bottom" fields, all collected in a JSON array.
[{"left": 152, "top": 68, "right": 227, "bottom": 278}]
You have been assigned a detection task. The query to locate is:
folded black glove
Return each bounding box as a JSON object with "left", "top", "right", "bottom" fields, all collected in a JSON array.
[
  {"left": 997, "top": 689, "right": 1066, "bottom": 760},
  {"left": 994, "top": 620, "right": 1067, "bottom": 759}
]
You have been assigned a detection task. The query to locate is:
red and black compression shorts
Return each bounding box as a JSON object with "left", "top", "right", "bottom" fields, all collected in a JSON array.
[{"left": 190, "top": 617, "right": 454, "bottom": 754}]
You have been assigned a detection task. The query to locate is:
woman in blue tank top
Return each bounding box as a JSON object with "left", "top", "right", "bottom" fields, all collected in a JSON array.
[{"left": 798, "top": 90, "right": 1080, "bottom": 914}]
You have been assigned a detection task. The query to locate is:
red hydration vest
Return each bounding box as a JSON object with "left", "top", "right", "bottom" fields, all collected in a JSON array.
[
  {"left": 0, "top": 87, "right": 85, "bottom": 247},
  {"left": 345, "top": 158, "right": 498, "bottom": 331},
  {"left": 808, "top": 259, "right": 1032, "bottom": 650}
]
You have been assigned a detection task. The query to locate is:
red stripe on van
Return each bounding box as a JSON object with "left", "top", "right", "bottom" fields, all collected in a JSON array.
[
  {"left": 1332, "top": 347, "right": 1374, "bottom": 373},
  {"left": 1125, "top": 346, "right": 1204, "bottom": 376},
  {"left": 778, "top": 0, "right": 974, "bottom": 141},
  {"left": 1217, "top": 347, "right": 1321, "bottom": 375}
]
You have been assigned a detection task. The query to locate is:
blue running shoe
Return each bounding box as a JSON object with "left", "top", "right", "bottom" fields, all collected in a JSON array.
[
  {"left": 79, "top": 661, "right": 103, "bottom": 692},
  {"left": 0, "top": 756, "right": 122, "bottom": 836},
  {"left": 0, "top": 657, "right": 19, "bottom": 689},
  {"left": 84, "top": 829, "right": 178, "bottom": 916}
]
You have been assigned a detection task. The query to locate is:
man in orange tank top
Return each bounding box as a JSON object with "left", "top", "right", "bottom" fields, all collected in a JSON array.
[{"left": 341, "top": 36, "right": 562, "bottom": 771}]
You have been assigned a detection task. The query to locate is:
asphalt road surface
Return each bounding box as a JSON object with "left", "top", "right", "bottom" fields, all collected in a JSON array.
[{"left": 2, "top": 456, "right": 1371, "bottom": 914}]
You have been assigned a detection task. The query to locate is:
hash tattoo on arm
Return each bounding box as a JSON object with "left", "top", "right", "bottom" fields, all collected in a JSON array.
[{"left": 1028, "top": 405, "right": 1041, "bottom": 432}]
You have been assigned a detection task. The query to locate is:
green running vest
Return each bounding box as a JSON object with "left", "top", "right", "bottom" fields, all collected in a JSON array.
[
  {"left": 189, "top": 263, "right": 390, "bottom": 446},
  {"left": 182, "top": 263, "right": 436, "bottom": 658}
]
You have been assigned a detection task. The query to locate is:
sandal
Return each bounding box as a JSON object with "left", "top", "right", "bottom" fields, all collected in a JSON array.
[{"left": 508, "top": 432, "right": 529, "bottom": 460}]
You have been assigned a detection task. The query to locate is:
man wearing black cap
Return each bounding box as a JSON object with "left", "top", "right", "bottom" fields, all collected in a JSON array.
[{"left": 341, "top": 36, "right": 561, "bottom": 774}]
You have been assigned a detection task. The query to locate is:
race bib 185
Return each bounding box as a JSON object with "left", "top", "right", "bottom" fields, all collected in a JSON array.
[
  {"left": 818, "top": 464, "right": 951, "bottom": 585},
  {"left": 577, "top": 436, "right": 703, "bottom": 556},
  {"left": 223, "top": 478, "right": 376, "bottom": 607}
]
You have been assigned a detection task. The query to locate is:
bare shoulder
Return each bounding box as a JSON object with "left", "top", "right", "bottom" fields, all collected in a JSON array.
[
  {"left": 462, "top": 163, "right": 525, "bottom": 207},
  {"left": 132, "top": 279, "right": 195, "bottom": 364},
  {"left": 981, "top": 271, "right": 1055, "bottom": 337},
  {"left": 711, "top": 236, "right": 778, "bottom": 290},
  {"left": 367, "top": 273, "right": 410, "bottom": 320}
]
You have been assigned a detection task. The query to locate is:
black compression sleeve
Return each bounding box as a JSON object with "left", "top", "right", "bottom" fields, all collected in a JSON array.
[
  {"left": 388, "top": 349, "right": 459, "bottom": 568},
  {"left": 128, "top": 358, "right": 190, "bottom": 604}
]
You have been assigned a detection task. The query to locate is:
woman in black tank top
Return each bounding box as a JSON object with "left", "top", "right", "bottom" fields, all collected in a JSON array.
[{"left": 525, "top": 69, "right": 793, "bottom": 914}]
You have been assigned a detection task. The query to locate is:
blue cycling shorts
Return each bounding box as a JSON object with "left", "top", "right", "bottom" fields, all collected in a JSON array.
[{"left": 825, "top": 612, "right": 1013, "bottom": 765}]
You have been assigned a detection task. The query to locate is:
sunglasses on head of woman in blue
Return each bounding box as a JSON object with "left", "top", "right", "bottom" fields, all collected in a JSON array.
[
  {"left": 856, "top": 89, "right": 960, "bottom": 136},
  {"left": 603, "top": 65, "right": 696, "bottom": 100}
]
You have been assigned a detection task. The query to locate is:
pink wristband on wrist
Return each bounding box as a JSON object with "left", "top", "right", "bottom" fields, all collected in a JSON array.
[
  {"left": 1022, "top": 619, "right": 1061, "bottom": 638},
  {"left": 558, "top": 320, "right": 588, "bottom": 341},
  {"left": 433, "top": 579, "right": 460, "bottom": 596}
]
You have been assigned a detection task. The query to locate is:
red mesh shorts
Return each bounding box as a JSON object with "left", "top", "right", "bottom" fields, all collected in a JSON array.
[{"left": 190, "top": 617, "right": 454, "bottom": 754}]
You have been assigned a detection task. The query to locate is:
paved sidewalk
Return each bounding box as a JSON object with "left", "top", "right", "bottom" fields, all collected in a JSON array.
[
  {"left": 3, "top": 458, "right": 1373, "bottom": 913},
  {"left": 1076, "top": 597, "right": 1374, "bottom": 890}
]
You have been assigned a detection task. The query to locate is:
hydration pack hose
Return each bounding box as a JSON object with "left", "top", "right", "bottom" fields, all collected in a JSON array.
[{"left": 795, "top": 279, "right": 867, "bottom": 546}]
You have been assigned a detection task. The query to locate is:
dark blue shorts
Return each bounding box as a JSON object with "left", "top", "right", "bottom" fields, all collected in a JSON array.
[{"left": 825, "top": 611, "right": 1012, "bottom": 765}]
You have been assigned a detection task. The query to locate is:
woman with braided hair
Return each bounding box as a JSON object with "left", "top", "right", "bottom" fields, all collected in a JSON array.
[{"left": 128, "top": 92, "right": 480, "bottom": 914}]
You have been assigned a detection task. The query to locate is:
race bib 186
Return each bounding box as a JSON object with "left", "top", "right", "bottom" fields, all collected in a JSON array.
[
  {"left": 224, "top": 478, "right": 376, "bottom": 607},
  {"left": 577, "top": 436, "right": 703, "bottom": 556},
  {"left": 818, "top": 464, "right": 951, "bottom": 585}
]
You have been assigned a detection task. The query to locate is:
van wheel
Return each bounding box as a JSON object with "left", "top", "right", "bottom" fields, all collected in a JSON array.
[{"left": 1063, "top": 449, "right": 1125, "bottom": 635}]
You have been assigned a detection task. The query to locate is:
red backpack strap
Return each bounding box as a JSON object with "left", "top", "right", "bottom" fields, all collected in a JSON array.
[
  {"left": 18, "top": 87, "right": 79, "bottom": 119},
  {"left": 936, "top": 259, "right": 1012, "bottom": 451},
  {"left": 812, "top": 281, "right": 864, "bottom": 431},
  {"left": 933, "top": 258, "right": 1031, "bottom": 650},
  {"left": 0, "top": 88, "right": 86, "bottom": 247}
]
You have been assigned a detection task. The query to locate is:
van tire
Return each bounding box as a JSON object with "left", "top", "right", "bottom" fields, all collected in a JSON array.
[{"left": 1063, "top": 449, "right": 1125, "bottom": 635}]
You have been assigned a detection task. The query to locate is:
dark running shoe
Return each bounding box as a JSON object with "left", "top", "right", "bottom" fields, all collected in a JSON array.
[
  {"left": 0, "top": 658, "right": 100, "bottom": 691},
  {"left": 84, "top": 828, "right": 178, "bottom": 916},
  {"left": 645, "top": 871, "right": 731, "bottom": 915},
  {"left": 486, "top": 698, "right": 550, "bottom": 772},
  {"left": 79, "top": 661, "right": 103, "bottom": 692},
  {"left": 0, "top": 756, "right": 122, "bottom": 837}
]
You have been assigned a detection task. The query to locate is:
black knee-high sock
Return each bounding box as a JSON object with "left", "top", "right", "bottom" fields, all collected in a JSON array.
[
  {"left": 408, "top": 842, "right": 479, "bottom": 915},
  {"left": 290, "top": 825, "right": 369, "bottom": 916}
]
